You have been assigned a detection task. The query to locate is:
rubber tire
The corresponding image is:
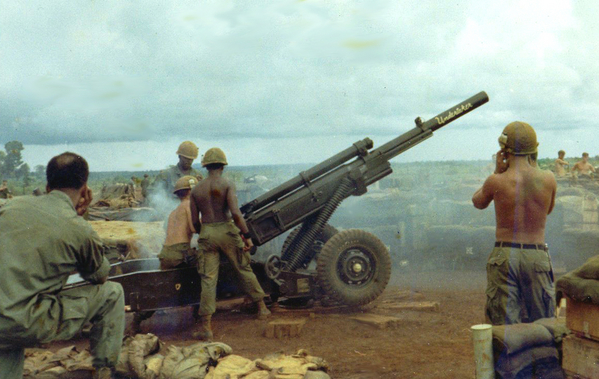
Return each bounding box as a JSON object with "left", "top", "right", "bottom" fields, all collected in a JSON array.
[
  {"left": 281, "top": 224, "right": 338, "bottom": 260},
  {"left": 317, "top": 229, "right": 391, "bottom": 306}
]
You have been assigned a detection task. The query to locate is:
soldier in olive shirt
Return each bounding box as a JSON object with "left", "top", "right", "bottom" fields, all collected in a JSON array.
[
  {"left": 150, "top": 141, "right": 204, "bottom": 198},
  {"left": 0, "top": 152, "right": 125, "bottom": 379}
]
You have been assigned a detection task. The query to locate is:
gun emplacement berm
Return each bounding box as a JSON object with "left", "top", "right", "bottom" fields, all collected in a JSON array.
[{"left": 242, "top": 91, "right": 489, "bottom": 306}]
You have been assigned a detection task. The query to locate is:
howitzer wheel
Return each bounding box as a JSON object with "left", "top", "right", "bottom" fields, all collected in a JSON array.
[
  {"left": 282, "top": 224, "right": 338, "bottom": 266},
  {"left": 317, "top": 229, "right": 391, "bottom": 307}
]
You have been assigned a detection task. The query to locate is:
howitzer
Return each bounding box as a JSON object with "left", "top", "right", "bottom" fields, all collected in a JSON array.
[{"left": 242, "top": 91, "right": 489, "bottom": 306}]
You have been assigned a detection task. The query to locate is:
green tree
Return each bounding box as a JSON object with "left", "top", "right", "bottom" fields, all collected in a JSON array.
[
  {"left": 16, "top": 163, "right": 30, "bottom": 180},
  {"left": 3, "top": 141, "right": 24, "bottom": 178},
  {"left": 34, "top": 164, "right": 45, "bottom": 178}
]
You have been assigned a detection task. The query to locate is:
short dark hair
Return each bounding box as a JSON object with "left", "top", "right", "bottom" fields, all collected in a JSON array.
[
  {"left": 558, "top": 150, "right": 565, "bottom": 156},
  {"left": 583, "top": 152, "right": 589, "bottom": 157},
  {"left": 46, "top": 152, "right": 89, "bottom": 190},
  {"left": 205, "top": 163, "right": 225, "bottom": 171}
]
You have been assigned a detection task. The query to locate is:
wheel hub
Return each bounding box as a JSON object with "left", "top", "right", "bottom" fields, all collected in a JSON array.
[{"left": 338, "top": 249, "right": 374, "bottom": 285}]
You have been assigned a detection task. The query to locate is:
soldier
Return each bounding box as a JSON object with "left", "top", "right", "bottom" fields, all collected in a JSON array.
[
  {"left": 158, "top": 175, "right": 198, "bottom": 269},
  {"left": 572, "top": 152, "right": 596, "bottom": 178},
  {"left": 129, "top": 175, "right": 199, "bottom": 334},
  {"left": 140, "top": 174, "right": 150, "bottom": 200},
  {"left": 0, "top": 180, "right": 12, "bottom": 199},
  {"left": 190, "top": 148, "right": 270, "bottom": 340},
  {"left": 472, "top": 122, "right": 556, "bottom": 325},
  {"left": 0, "top": 152, "right": 125, "bottom": 379},
  {"left": 150, "top": 141, "right": 203, "bottom": 197},
  {"left": 554, "top": 150, "right": 569, "bottom": 177},
  {"left": 129, "top": 176, "right": 136, "bottom": 195}
]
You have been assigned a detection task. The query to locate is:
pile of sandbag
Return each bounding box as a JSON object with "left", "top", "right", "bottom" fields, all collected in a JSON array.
[
  {"left": 93, "top": 184, "right": 138, "bottom": 209},
  {"left": 556, "top": 254, "right": 599, "bottom": 304},
  {"left": 23, "top": 334, "right": 331, "bottom": 379},
  {"left": 492, "top": 322, "right": 565, "bottom": 379}
]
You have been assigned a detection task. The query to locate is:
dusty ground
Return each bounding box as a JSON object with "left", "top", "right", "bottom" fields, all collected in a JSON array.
[{"left": 50, "top": 269, "right": 487, "bottom": 379}]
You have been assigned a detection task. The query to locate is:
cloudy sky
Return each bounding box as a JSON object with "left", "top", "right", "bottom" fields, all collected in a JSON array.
[{"left": 1, "top": 1, "right": 598, "bottom": 171}]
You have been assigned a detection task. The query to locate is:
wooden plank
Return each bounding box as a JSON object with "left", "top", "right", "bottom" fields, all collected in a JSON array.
[
  {"left": 381, "top": 290, "right": 425, "bottom": 302},
  {"left": 378, "top": 301, "right": 440, "bottom": 312},
  {"left": 562, "top": 335, "right": 599, "bottom": 378},
  {"left": 263, "top": 319, "right": 307, "bottom": 338},
  {"left": 566, "top": 297, "right": 599, "bottom": 341},
  {"left": 350, "top": 314, "right": 403, "bottom": 329}
]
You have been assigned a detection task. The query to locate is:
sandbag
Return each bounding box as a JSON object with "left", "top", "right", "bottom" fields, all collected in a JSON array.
[{"left": 492, "top": 324, "right": 554, "bottom": 356}]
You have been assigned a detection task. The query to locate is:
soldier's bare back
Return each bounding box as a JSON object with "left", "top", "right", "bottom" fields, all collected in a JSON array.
[
  {"left": 190, "top": 176, "right": 237, "bottom": 224},
  {"left": 164, "top": 198, "right": 196, "bottom": 245},
  {"left": 473, "top": 152, "right": 556, "bottom": 244}
]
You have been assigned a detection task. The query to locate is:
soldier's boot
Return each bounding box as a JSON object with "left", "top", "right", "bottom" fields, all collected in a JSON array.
[
  {"left": 256, "top": 300, "right": 271, "bottom": 320},
  {"left": 192, "top": 315, "right": 214, "bottom": 341},
  {"left": 93, "top": 367, "right": 114, "bottom": 379}
]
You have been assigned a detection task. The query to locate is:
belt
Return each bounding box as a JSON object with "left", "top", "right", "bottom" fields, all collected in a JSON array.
[{"left": 495, "top": 241, "right": 547, "bottom": 251}]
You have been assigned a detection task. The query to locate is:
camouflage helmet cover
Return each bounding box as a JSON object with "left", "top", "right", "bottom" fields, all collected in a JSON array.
[{"left": 498, "top": 121, "right": 538, "bottom": 156}]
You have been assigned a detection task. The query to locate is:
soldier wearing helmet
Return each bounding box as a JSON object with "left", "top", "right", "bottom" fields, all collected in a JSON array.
[
  {"left": 572, "top": 152, "right": 596, "bottom": 178},
  {"left": 554, "top": 150, "right": 569, "bottom": 177},
  {"left": 472, "top": 121, "right": 557, "bottom": 325},
  {"left": 189, "top": 148, "right": 270, "bottom": 340},
  {"left": 150, "top": 141, "right": 203, "bottom": 198},
  {"left": 128, "top": 175, "right": 200, "bottom": 334}
]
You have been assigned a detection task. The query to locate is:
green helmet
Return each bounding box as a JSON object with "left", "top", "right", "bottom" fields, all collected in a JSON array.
[
  {"left": 201, "top": 147, "right": 228, "bottom": 167},
  {"left": 176, "top": 141, "right": 199, "bottom": 160},
  {"left": 173, "top": 175, "right": 198, "bottom": 194},
  {"left": 498, "top": 121, "right": 538, "bottom": 156}
]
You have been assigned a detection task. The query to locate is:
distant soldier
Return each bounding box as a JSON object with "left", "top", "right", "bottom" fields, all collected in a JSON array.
[
  {"left": 140, "top": 174, "right": 150, "bottom": 200},
  {"left": 0, "top": 180, "right": 12, "bottom": 199},
  {"left": 129, "top": 176, "right": 136, "bottom": 196},
  {"left": 572, "top": 152, "right": 596, "bottom": 178},
  {"left": 554, "top": 150, "right": 569, "bottom": 177},
  {"left": 190, "top": 148, "right": 270, "bottom": 340},
  {"left": 472, "top": 122, "right": 556, "bottom": 325},
  {"left": 150, "top": 141, "right": 203, "bottom": 197}
]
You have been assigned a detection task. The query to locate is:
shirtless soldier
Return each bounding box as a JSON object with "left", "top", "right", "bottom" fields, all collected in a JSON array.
[
  {"left": 572, "top": 152, "right": 596, "bottom": 178},
  {"left": 158, "top": 175, "right": 198, "bottom": 269},
  {"left": 472, "top": 121, "right": 557, "bottom": 325},
  {"left": 129, "top": 176, "right": 199, "bottom": 334},
  {"left": 190, "top": 148, "right": 270, "bottom": 340},
  {"left": 554, "top": 150, "right": 569, "bottom": 177}
]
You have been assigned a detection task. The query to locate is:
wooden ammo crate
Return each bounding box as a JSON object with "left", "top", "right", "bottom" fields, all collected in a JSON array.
[
  {"left": 566, "top": 297, "right": 599, "bottom": 340},
  {"left": 562, "top": 335, "right": 599, "bottom": 378}
]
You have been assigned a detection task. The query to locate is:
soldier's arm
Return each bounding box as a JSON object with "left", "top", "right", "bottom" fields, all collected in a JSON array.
[
  {"left": 190, "top": 188, "right": 201, "bottom": 233},
  {"left": 76, "top": 227, "right": 110, "bottom": 284},
  {"left": 186, "top": 203, "right": 197, "bottom": 234},
  {"left": 226, "top": 181, "right": 249, "bottom": 234},
  {"left": 472, "top": 175, "right": 497, "bottom": 210},
  {"left": 547, "top": 173, "right": 557, "bottom": 215}
]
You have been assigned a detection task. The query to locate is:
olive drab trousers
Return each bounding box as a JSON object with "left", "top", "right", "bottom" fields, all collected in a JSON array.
[
  {"left": 485, "top": 245, "right": 556, "bottom": 325},
  {"left": 197, "top": 221, "right": 266, "bottom": 316},
  {"left": 0, "top": 281, "right": 125, "bottom": 378}
]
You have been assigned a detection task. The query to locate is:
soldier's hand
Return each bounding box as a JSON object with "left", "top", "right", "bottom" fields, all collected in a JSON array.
[
  {"left": 76, "top": 186, "right": 93, "bottom": 216},
  {"left": 243, "top": 237, "right": 254, "bottom": 252},
  {"left": 495, "top": 150, "right": 509, "bottom": 174}
]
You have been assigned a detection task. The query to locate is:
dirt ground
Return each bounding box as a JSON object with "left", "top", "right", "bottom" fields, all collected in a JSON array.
[{"left": 49, "top": 269, "right": 487, "bottom": 379}]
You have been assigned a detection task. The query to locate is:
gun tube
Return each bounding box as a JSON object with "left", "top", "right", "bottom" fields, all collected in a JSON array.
[
  {"left": 377, "top": 91, "right": 489, "bottom": 160},
  {"left": 241, "top": 137, "right": 373, "bottom": 214}
]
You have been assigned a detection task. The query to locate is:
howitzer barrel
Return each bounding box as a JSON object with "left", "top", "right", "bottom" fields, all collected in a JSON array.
[
  {"left": 377, "top": 91, "right": 489, "bottom": 160},
  {"left": 241, "top": 137, "right": 373, "bottom": 214}
]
